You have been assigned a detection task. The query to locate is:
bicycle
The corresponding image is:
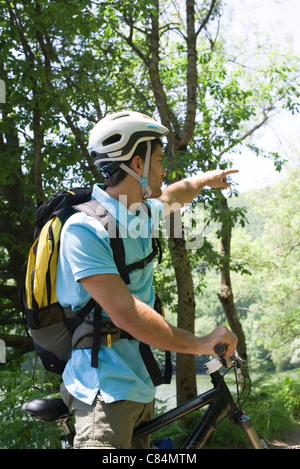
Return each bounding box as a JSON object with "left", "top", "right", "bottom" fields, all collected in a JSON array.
[{"left": 22, "top": 345, "right": 269, "bottom": 449}]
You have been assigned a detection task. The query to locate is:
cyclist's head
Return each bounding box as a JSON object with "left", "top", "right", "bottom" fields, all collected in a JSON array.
[
  {"left": 103, "top": 138, "right": 163, "bottom": 189},
  {"left": 88, "top": 111, "right": 169, "bottom": 197}
]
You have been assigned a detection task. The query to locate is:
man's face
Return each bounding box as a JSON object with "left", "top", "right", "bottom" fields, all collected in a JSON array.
[{"left": 147, "top": 146, "right": 167, "bottom": 198}]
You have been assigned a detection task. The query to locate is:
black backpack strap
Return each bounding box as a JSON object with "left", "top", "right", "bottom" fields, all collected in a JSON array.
[
  {"left": 139, "top": 343, "right": 172, "bottom": 386},
  {"left": 127, "top": 246, "right": 158, "bottom": 273},
  {"left": 109, "top": 228, "right": 130, "bottom": 285},
  {"left": 163, "top": 350, "right": 172, "bottom": 384},
  {"left": 139, "top": 293, "right": 172, "bottom": 386},
  {"left": 91, "top": 304, "right": 102, "bottom": 368},
  {"left": 64, "top": 297, "right": 96, "bottom": 335}
]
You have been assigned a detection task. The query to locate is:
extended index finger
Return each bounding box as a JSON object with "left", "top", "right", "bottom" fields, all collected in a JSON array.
[{"left": 223, "top": 169, "right": 239, "bottom": 175}]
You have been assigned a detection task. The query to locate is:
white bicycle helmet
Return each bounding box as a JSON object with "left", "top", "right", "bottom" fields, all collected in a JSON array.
[{"left": 88, "top": 111, "right": 169, "bottom": 197}]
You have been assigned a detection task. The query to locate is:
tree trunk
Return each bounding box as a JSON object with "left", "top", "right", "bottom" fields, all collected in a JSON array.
[
  {"left": 32, "top": 103, "right": 45, "bottom": 202},
  {"left": 218, "top": 196, "right": 247, "bottom": 362},
  {"left": 168, "top": 213, "right": 197, "bottom": 405},
  {"left": 124, "top": 1, "right": 219, "bottom": 403}
]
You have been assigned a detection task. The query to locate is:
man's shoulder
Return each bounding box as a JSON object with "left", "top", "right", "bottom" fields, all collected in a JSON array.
[{"left": 61, "top": 209, "right": 110, "bottom": 241}]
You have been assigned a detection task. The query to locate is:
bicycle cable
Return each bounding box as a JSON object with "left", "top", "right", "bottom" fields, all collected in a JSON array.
[{"left": 215, "top": 362, "right": 252, "bottom": 426}]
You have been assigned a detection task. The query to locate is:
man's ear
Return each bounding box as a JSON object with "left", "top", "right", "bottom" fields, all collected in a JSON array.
[{"left": 130, "top": 155, "right": 144, "bottom": 176}]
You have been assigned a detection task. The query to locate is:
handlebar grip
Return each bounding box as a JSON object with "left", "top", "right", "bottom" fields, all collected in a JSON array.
[{"left": 214, "top": 343, "right": 227, "bottom": 355}]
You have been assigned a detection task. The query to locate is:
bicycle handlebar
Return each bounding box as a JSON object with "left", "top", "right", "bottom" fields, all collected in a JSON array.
[
  {"left": 214, "top": 343, "right": 242, "bottom": 369},
  {"left": 214, "top": 343, "right": 227, "bottom": 355}
]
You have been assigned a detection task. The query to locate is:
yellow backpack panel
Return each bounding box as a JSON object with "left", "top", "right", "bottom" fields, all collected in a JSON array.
[{"left": 25, "top": 216, "right": 62, "bottom": 310}]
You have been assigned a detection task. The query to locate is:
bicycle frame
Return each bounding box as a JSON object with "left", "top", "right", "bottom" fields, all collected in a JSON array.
[
  {"left": 22, "top": 356, "right": 267, "bottom": 449},
  {"left": 132, "top": 358, "right": 264, "bottom": 449}
]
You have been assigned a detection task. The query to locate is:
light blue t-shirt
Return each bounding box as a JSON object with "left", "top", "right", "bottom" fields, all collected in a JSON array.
[{"left": 56, "top": 184, "right": 164, "bottom": 405}]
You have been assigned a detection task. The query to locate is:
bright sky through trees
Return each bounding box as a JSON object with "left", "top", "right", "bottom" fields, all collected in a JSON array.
[{"left": 224, "top": 0, "right": 300, "bottom": 192}]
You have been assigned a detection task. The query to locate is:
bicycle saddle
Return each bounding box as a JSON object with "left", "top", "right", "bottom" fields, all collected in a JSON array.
[{"left": 22, "top": 398, "right": 70, "bottom": 422}]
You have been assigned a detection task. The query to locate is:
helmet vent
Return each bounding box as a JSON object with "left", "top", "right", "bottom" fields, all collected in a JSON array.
[
  {"left": 103, "top": 134, "right": 122, "bottom": 146},
  {"left": 111, "top": 113, "right": 130, "bottom": 120}
]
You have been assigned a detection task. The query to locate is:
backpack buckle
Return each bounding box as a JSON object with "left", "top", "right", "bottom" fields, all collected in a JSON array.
[{"left": 107, "top": 323, "right": 112, "bottom": 348}]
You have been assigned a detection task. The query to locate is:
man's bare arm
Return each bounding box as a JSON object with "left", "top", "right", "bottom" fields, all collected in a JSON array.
[
  {"left": 159, "top": 169, "right": 239, "bottom": 217},
  {"left": 80, "top": 273, "right": 237, "bottom": 357}
]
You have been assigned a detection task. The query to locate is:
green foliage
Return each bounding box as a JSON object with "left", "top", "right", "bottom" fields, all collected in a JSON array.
[
  {"left": 1, "top": 0, "right": 300, "bottom": 448},
  {"left": 229, "top": 165, "right": 300, "bottom": 371},
  {"left": 275, "top": 374, "right": 300, "bottom": 421},
  {"left": 0, "top": 354, "right": 63, "bottom": 449},
  {"left": 243, "top": 373, "right": 299, "bottom": 436}
]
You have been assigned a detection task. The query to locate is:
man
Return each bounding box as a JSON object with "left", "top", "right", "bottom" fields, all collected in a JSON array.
[{"left": 58, "top": 111, "right": 238, "bottom": 449}]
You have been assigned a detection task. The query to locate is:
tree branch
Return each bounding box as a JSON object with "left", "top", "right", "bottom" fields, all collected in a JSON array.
[
  {"left": 216, "top": 111, "right": 270, "bottom": 158},
  {"left": 0, "top": 332, "right": 33, "bottom": 353},
  {"left": 0, "top": 284, "right": 18, "bottom": 301},
  {"left": 62, "top": 112, "right": 99, "bottom": 179},
  {"left": 196, "top": 0, "right": 218, "bottom": 37},
  {"left": 181, "top": 0, "right": 198, "bottom": 145}
]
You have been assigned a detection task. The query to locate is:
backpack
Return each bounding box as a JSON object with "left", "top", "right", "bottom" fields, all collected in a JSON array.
[{"left": 22, "top": 187, "right": 172, "bottom": 386}]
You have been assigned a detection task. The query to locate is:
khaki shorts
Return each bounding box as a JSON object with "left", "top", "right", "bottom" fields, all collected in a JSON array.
[{"left": 60, "top": 383, "right": 154, "bottom": 449}]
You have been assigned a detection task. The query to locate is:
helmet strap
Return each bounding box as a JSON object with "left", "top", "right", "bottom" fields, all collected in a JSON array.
[{"left": 120, "top": 141, "right": 152, "bottom": 198}]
